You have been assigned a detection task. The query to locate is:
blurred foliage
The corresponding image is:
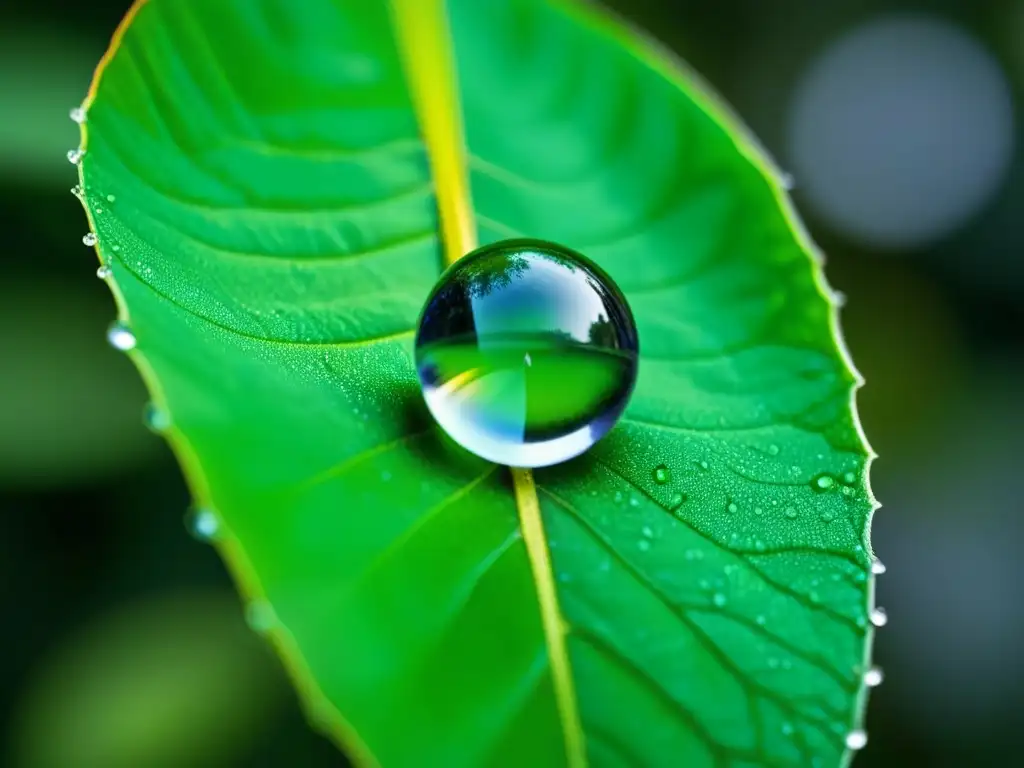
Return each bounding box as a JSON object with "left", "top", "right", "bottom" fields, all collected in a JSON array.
[{"left": 2, "top": 0, "right": 1022, "bottom": 766}]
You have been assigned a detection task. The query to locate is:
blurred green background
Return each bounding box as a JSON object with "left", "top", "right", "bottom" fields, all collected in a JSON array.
[{"left": 2, "top": 0, "right": 1021, "bottom": 765}]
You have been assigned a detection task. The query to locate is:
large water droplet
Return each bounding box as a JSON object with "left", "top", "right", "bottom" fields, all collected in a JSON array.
[
  {"left": 96, "top": 265, "right": 112, "bottom": 279},
  {"left": 415, "top": 239, "right": 638, "bottom": 467},
  {"left": 67, "top": 148, "right": 84, "bottom": 165},
  {"left": 185, "top": 507, "right": 220, "bottom": 541},
  {"left": 845, "top": 730, "right": 868, "bottom": 750},
  {"left": 82, "top": 233, "right": 97, "bottom": 247},
  {"left": 653, "top": 464, "right": 670, "bottom": 484},
  {"left": 870, "top": 606, "right": 888, "bottom": 627},
  {"left": 106, "top": 322, "right": 136, "bottom": 351},
  {"left": 69, "top": 106, "right": 86, "bottom": 124},
  {"left": 871, "top": 557, "right": 887, "bottom": 575},
  {"left": 864, "top": 666, "right": 884, "bottom": 687}
]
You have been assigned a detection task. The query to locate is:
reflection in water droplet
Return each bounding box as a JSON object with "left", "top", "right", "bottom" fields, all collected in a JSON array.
[
  {"left": 82, "top": 233, "right": 97, "bottom": 247},
  {"left": 415, "top": 239, "right": 638, "bottom": 467},
  {"left": 185, "top": 507, "right": 219, "bottom": 541},
  {"left": 653, "top": 464, "right": 670, "bottom": 484},
  {"left": 845, "top": 730, "right": 868, "bottom": 750},
  {"left": 106, "top": 322, "right": 136, "bottom": 351},
  {"left": 864, "top": 666, "right": 884, "bottom": 687},
  {"left": 871, "top": 557, "right": 887, "bottom": 575},
  {"left": 870, "top": 607, "right": 888, "bottom": 627},
  {"left": 69, "top": 106, "right": 86, "bottom": 124},
  {"left": 96, "top": 265, "right": 112, "bottom": 279}
]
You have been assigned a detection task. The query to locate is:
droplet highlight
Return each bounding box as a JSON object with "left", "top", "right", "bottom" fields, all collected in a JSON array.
[
  {"left": 870, "top": 606, "right": 888, "bottom": 627},
  {"left": 414, "top": 239, "right": 638, "bottom": 467},
  {"left": 185, "top": 507, "right": 220, "bottom": 541},
  {"left": 864, "top": 666, "right": 884, "bottom": 687},
  {"left": 845, "top": 730, "right": 868, "bottom": 750},
  {"left": 106, "top": 322, "right": 136, "bottom": 351},
  {"left": 82, "top": 233, "right": 97, "bottom": 247}
]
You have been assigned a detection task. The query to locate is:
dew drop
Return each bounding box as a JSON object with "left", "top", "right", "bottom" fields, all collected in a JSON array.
[
  {"left": 96, "top": 265, "right": 112, "bottom": 279},
  {"left": 781, "top": 722, "right": 795, "bottom": 736},
  {"left": 629, "top": 496, "right": 640, "bottom": 508},
  {"left": 69, "top": 105, "right": 86, "bottom": 124},
  {"left": 82, "top": 232, "right": 97, "bottom": 247},
  {"left": 112, "top": 244, "right": 120, "bottom": 252},
  {"left": 871, "top": 557, "right": 887, "bottom": 575},
  {"left": 698, "top": 460, "right": 709, "bottom": 471},
  {"left": 784, "top": 506, "right": 798, "bottom": 519},
  {"left": 106, "top": 194, "right": 116, "bottom": 203},
  {"left": 67, "top": 148, "right": 84, "bottom": 165},
  {"left": 820, "top": 510, "right": 835, "bottom": 523},
  {"left": 70, "top": 185, "right": 82, "bottom": 199},
  {"left": 726, "top": 501, "right": 738, "bottom": 514},
  {"left": 641, "top": 525, "right": 653, "bottom": 538},
  {"left": 845, "top": 730, "right": 868, "bottom": 750},
  {"left": 653, "top": 464, "right": 670, "bottom": 484},
  {"left": 755, "top": 614, "right": 767, "bottom": 626},
  {"left": 185, "top": 507, "right": 219, "bottom": 541},
  {"left": 245, "top": 600, "right": 278, "bottom": 633},
  {"left": 106, "top": 322, "right": 136, "bottom": 351},
  {"left": 143, "top": 402, "right": 170, "bottom": 432},
  {"left": 864, "top": 666, "right": 884, "bottom": 687},
  {"left": 414, "top": 238, "right": 638, "bottom": 467},
  {"left": 767, "top": 443, "right": 780, "bottom": 456},
  {"left": 712, "top": 592, "right": 727, "bottom": 607},
  {"left": 637, "top": 539, "right": 651, "bottom": 552},
  {"left": 843, "top": 471, "right": 857, "bottom": 484},
  {"left": 754, "top": 506, "right": 764, "bottom": 516},
  {"left": 870, "top": 607, "right": 888, "bottom": 627},
  {"left": 670, "top": 492, "right": 685, "bottom": 508},
  {"left": 813, "top": 473, "right": 836, "bottom": 492}
]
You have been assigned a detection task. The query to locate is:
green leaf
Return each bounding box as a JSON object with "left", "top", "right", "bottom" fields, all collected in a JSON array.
[{"left": 77, "top": 1, "right": 877, "bottom": 766}]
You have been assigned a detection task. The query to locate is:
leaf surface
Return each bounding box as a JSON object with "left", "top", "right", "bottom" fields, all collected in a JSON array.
[{"left": 78, "top": 1, "right": 876, "bottom": 766}]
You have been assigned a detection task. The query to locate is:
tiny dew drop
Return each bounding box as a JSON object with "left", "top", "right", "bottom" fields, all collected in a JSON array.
[
  {"left": 669, "top": 492, "right": 685, "bottom": 509},
  {"left": 106, "top": 194, "right": 116, "bottom": 203},
  {"left": 96, "top": 265, "right": 112, "bottom": 279},
  {"left": 781, "top": 722, "right": 794, "bottom": 736},
  {"left": 845, "top": 730, "right": 868, "bottom": 750},
  {"left": 767, "top": 444, "right": 780, "bottom": 456},
  {"left": 784, "top": 506, "right": 798, "bottom": 519},
  {"left": 653, "top": 464, "right": 670, "bottom": 484},
  {"left": 812, "top": 473, "right": 836, "bottom": 492},
  {"left": 820, "top": 510, "right": 835, "bottom": 523},
  {"left": 82, "top": 232, "right": 97, "bottom": 247},
  {"left": 726, "top": 501, "right": 738, "bottom": 514},
  {"left": 637, "top": 539, "right": 651, "bottom": 552},
  {"left": 864, "top": 666, "right": 884, "bottom": 687},
  {"left": 70, "top": 185, "right": 83, "bottom": 199},
  {"left": 143, "top": 402, "right": 170, "bottom": 432},
  {"left": 67, "top": 148, "right": 84, "bottom": 165},
  {"left": 843, "top": 470, "right": 857, "bottom": 484},
  {"left": 870, "top": 606, "right": 888, "bottom": 627},
  {"left": 106, "top": 322, "right": 136, "bottom": 351},
  {"left": 69, "top": 105, "right": 86, "bottom": 123},
  {"left": 245, "top": 600, "right": 278, "bottom": 634},
  {"left": 698, "top": 460, "right": 709, "bottom": 471},
  {"left": 185, "top": 507, "right": 220, "bottom": 541},
  {"left": 414, "top": 239, "right": 638, "bottom": 467},
  {"left": 712, "top": 592, "right": 727, "bottom": 607},
  {"left": 871, "top": 557, "right": 887, "bottom": 575}
]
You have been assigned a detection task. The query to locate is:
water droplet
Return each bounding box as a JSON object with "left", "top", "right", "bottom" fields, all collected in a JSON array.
[
  {"left": 106, "top": 194, "right": 116, "bottom": 203},
  {"left": 870, "top": 607, "right": 888, "bottom": 627},
  {"left": 185, "top": 507, "right": 219, "bottom": 541},
  {"left": 414, "top": 239, "right": 638, "bottom": 467},
  {"left": 712, "top": 592, "right": 727, "bottom": 607},
  {"left": 843, "top": 471, "right": 857, "bottom": 484},
  {"left": 106, "top": 322, "right": 136, "bottom": 351},
  {"left": 70, "top": 185, "right": 82, "bottom": 199},
  {"left": 813, "top": 473, "right": 836, "bottom": 492},
  {"left": 629, "top": 496, "right": 640, "bottom": 507},
  {"left": 871, "top": 557, "right": 887, "bottom": 575},
  {"left": 245, "top": 599, "right": 277, "bottom": 633},
  {"left": 864, "top": 666, "right": 884, "bottom": 687},
  {"left": 112, "top": 244, "right": 120, "bottom": 252},
  {"left": 754, "top": 506, "right": 763, "bottom": 516},
  {"left": 69, "top": 105, "right": 86, "bottom": 124},
  {"left": 670, "top": 492, "right": 685, "bottom": 508},
  {"left": 96, "top": 265, "right": 112, "bottom": 279},
  {"left": 845, "top": 730, "right": 868, "bottom": 750},
  {"left": 755, "top": 614, "right": 767, "bottom": 626},
  {"left": 780, "top": 172, "right": 796, "bottom": 190},
  {"left": 82, "top": 232, "right": 97, "bottom": 247},
  {"left": 784, "top": 507, "right": 798, "bottom": 519},
  {"left": 641, "top": 525, "right": 653, "bottom": 538},
  {"left": 820, "top": 511, "right": 835, "bottom": 523},
  {"left": 781, "top": 722, "right": 795, "bottom": 736},
  {"left": 67, "top": 148, "right": 84, "bottom": 165},
  {"left": 698, "top": 460, "right": 709, "bottom": 471},
  {"left": 767, "top": 443, "right": 780, "bottom": 456},
  {"left": 726, "top": 501, "right": 738, "bottom": 514},
  {"left": 143, "top": 403, "right": 170, "bottom": 432},
  {"left": 768, "top": 657, "right": 780, "bottom": 669},
  {"left": 653, "top": 464, "right": 670, "bottom": 484},
  {"left": 637, "top": 539, "right": 651, "bottom": 552}
]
